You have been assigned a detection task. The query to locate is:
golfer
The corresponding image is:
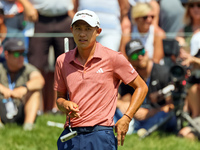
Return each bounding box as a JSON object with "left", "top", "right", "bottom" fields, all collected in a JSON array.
[{"left": 54, "top": 9, "right": 148, "bottom": 150}]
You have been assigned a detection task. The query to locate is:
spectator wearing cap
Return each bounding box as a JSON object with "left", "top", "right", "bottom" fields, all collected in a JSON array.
[
  {"left": 116, "top": 39, "right": 177, "bottom": 135},
  {"left": 0, "top": 38, "right": 45, "bottom": 130},
  {"left": 120, "top": 2, "right": 166, "bottom": 64},
  {"left": 128, "top": 0, "right": 160, "bottom": 28}
]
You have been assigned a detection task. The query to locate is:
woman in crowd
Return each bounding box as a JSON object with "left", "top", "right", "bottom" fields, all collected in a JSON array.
[
  {"left": 120, "top": 2, "right": 165, "bottom": 64},
  {"left": 176, "top": 0, "right": 200, "bottom": 52}
]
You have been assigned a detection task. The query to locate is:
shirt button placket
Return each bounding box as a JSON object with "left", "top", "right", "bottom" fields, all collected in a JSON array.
[{"left": 82, "top": 67, "right": 86, "bottom": 79}]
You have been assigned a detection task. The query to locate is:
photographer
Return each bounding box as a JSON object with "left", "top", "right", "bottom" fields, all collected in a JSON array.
[
  {"left": 116, "top": 39, "right": 177, "bottom": 135},
  {"left": 178, "top": 31, "right": 200, "bottom": 140}
]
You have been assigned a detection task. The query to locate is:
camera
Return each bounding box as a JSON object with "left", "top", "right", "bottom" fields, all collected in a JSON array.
[
  {"left": 163, "top": 39, "right": 187, "bottom": 105},
  {"left": 163, "top": 39, "right": 180, "bottom": 58},
  {"left": 169, "top": 64, "right": 187, "bottom": 106},
  {"left": 170, "top": 64, "right": 186, "bottom": 83},
  {"left": 163, "top": 39, "right": 186, "bottom": 84},
  {"left": 163, "top": 39, "right": 200, "bottom": 86}
]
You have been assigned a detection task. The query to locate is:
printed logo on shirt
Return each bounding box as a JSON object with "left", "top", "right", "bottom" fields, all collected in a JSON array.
[
  {"left": 96, "top": 68, "right": 104, "bottom": 73},
  {"left": 129, "top": 64, "right": 135, "bottom": 74}
]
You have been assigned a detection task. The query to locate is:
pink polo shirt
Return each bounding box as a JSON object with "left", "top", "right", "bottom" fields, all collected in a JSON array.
[{"left": 54, "top": 42, "right": 138, "bottom": 128}]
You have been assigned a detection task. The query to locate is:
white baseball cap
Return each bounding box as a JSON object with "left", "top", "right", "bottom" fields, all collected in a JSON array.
[
  {"left": 71, "top": 9, "right": 100, "bottom": 28},
  {"left": 190, "top": 31, "right": 200, "bottom": 56}
]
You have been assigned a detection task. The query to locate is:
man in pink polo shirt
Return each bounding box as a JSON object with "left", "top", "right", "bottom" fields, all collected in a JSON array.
[{"left": 54, "top": 9, "right": 148, "bottom": 150}]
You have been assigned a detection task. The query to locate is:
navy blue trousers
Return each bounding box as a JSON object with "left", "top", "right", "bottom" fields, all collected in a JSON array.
[{"left": 57, "top": 127, "right": 117, "bottom": 150}]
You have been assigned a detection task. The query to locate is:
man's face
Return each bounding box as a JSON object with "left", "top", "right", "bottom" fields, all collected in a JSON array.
[
  {"left": 71, "top": 20, "right": 101, "bottom": 50},
  {"left": 5, "top": 50, "right": 25, "bottom": 71},
  {"left": 128, "top": 49, "right": 149, "bottom": 69},
  {"left": 134, "top": 10, "right": 154, "bottom": 32}
]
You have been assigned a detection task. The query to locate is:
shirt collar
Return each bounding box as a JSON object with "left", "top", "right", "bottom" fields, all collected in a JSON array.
[{"left": 69, "top": 42, "right": 103, "bottom": 63}]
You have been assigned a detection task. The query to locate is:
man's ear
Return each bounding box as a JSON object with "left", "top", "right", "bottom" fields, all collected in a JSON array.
[
  {"left": 70, "top": 26, "right": 73, "bottom": 32},
  {"left": 96, "top": 28, "right": 102, "bottom": 36}
]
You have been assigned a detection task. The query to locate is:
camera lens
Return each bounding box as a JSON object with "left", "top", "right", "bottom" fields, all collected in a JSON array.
[{"left": 170, "top": 65, "right": 185, "bottom": 82}]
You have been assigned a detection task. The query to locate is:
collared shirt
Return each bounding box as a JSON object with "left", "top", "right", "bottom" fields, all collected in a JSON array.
[{"left": 54, "top": 42, "right": 138, "bottom": 127}]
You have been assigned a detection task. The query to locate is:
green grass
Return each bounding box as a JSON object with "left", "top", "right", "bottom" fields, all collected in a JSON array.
[{"left": 0, "top": 114, "right": 200, "bottom": 150}]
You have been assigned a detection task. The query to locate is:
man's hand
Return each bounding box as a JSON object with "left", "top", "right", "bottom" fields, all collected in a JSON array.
[
  {"left": 11, "top": 86, "right": 28, "bottom": 99},
  {"left": 66, "top": 102, "right": 80, "bottom": 118},
  {"left": 18, "top": 0, "right": 38, "bottom": 22},
  {"left": 56, "top": 92, "right": 80, "bottom": 118},
  {"left": 24, "top": 5, "right": 38, "bottom": 22},
  {"left": 160, "top": 104, "right": 174, "bottom": 113},
  {"left": 115, "top": 115, "right": 131, "bottom": 146},
  {"left": 0, "top": 85, "right": 12, "bottom": 99}
]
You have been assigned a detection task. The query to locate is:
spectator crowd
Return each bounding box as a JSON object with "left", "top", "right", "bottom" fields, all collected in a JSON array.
[{"left": 0, "top": 0, "right": 200, "bottom": 142}]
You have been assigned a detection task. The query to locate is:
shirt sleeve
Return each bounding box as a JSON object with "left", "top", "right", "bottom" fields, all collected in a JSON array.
[
  {"left": 26, "top": 64, "right": 39, "bottom": 74},
  {"left": 113, "top": 52, "right": 138, "bottom": 84},
  {"left": 54, "top": 57, "right": 67, "bottom": 93}
]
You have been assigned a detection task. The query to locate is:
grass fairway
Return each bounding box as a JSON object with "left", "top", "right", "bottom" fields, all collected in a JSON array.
[{"left": 0, "top": 114, "right": 200, "bottom": 150}]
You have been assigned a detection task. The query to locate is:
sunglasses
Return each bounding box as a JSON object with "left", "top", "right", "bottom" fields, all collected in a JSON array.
[
  {"left": 130, "top": 49, "right": 145, "bottom": 61},
  {"left": 10, "top": 52, "right": 26, "bottom": 58},
  {"left": 141, "top": 15, "right": 154, "bottom": 20},
  {"left": 189, "top": 3, "right": 200, "bottom": 8}
]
